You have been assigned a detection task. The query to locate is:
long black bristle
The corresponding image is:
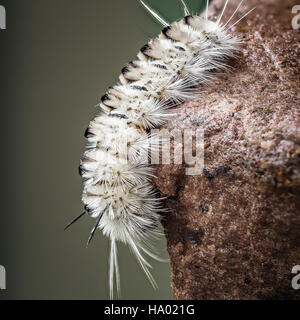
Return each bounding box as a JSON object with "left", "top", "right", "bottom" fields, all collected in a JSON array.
[
  {"left": 86, "top": 206, "right": 107, "bottom": 247},
  {"left": 64, "top": 211, "right": 86, "bottom": 231}
]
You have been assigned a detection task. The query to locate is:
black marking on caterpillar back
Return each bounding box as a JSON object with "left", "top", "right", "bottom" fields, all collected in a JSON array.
[
  {"left": 175, "top": 46, "right": 186, "bottom": 52},
  {"left": 140, "top": 44, "right": 151, "bottom": 54},
  {"left": 84, "top": 205, "right": 92, "bottom": 214},
  {"left": 81, "top": 154, "right": 92, "bottom": 162},
  {"left": 184, "top": 15, "right": 192, "bottom": 25},
  {"left": 131, "top": 85, "right": 148, "bottom": 92},
  {"left": 162, "top": 26, "right": 171, "bottom": 38},
  {"left": 121, "top": 66, "right": 130, "bottom": 75},
  {"left": 128, "top": 61, "right": 137, "bottom": 68},
  {"left": 153, "top": 63, "right": 168, "bottom": 70},
  {"left": 78, "top": 165, "right": 85, "bottom": 177},
  {"left": 109, "top": 113, "right": 128, "bottom": 120},
  {"left": 84, "top": 128, "right": 94, "bottom": 139},
  {"left": 101, "top": 94, "right": 109, "bottom": 103}
]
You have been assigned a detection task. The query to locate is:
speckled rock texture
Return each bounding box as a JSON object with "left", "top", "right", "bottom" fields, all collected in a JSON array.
[{"left": 155, "top": 0, "right": 300, "bottom": 300}]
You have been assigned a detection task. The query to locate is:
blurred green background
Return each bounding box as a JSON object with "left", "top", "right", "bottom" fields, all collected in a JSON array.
[{"left": 0, "top": 0, "right": 207, "bottom": 300}]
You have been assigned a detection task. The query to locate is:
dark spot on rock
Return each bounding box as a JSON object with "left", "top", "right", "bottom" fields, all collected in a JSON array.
[
  {"left": 187, "top": 229, "right": 204, "bottom": 246},
  {"left": 244, "top": 277, "right": 251, "bottom": 285},
  {"left": 167, "top": 185, "right": 184, "bottom": 202},
  {"left": 270, "top": 177, "right": 278, "bottom": 187},
  {"left": 166, "top": 227, "right": 187, "bottom": 254},
  {"left": 168, "top": 195, "right": 178, "bottom": 202},
  {"left": 215, "top": 165, "right": 232, "bottom": 176},
  {"left": 263, "top": 263, "right": 274, "bottom": 271},
  {"left": 199, "top": 204, "right": 210, "bottom": 213},
  {"left": 203, "top": 168, "right": 214, "bottom": 181}
]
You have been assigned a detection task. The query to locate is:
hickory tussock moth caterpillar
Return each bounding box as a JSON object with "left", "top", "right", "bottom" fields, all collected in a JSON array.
[{"left": 65, "top": 0, "right": 255, "bottom": 299}]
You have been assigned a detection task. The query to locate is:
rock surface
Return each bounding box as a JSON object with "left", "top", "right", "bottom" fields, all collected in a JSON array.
[{"left": 154, "top": 0, "right": 300, "bottom": 300}]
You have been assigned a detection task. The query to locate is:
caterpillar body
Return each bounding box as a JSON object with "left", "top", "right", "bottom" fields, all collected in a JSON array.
[{"left": 66, "top": 0, "right": 255, "bottom": 299}]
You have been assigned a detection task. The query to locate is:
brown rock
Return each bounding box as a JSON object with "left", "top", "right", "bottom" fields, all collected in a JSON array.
[{"left": 154, "top": 0, "right": 300, "bottom": 300}]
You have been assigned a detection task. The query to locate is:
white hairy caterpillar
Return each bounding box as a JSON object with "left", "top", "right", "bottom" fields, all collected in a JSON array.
[{"left": 65, "top": 0, "right": 255, "bottom": 299}]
